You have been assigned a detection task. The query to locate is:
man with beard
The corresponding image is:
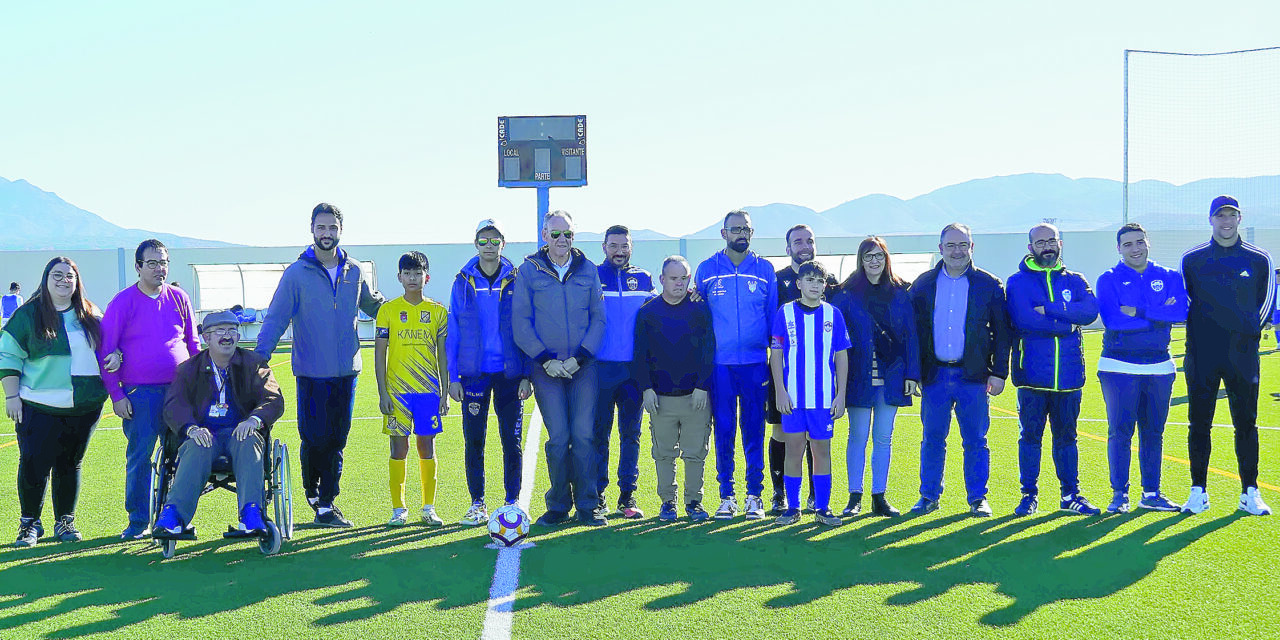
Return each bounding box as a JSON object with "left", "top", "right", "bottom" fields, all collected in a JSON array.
[
  {"left": 766, "top": 224, "right": 837, "bottom": 514},
  {"left": 256, "top": 203, "right": 384, "bottom": 527},
  {"left": 1006, "top": 223, "right": 1099, "bottom": 516},
  {"left": 593, "top": 225, "right": 656, "bottom": 519},
  {"left": 1180, "top": 196, "right": 1274, "bottom": 516},
  {"left": 695, "top": 210, "right": 778, "bottom": 520}
]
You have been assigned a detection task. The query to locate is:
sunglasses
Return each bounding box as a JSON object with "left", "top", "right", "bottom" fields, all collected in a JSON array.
[
  {"left": 549, "top": 230, "right": 574, "bottom": 239},
  {"left": 476, "top": 238, "right": 502, "bottom": 246}
]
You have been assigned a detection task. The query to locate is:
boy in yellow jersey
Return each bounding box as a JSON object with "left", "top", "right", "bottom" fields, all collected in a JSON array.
[{"left": 375, "top": 251, "right": 450, "bottom": 526}]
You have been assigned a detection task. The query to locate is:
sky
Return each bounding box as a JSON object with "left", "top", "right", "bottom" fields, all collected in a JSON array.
[{"left": 2, "top": 2, "right": 1278, "bottom": 245}]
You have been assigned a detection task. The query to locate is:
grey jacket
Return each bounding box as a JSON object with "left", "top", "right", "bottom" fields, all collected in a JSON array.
[
  {"left": 254, "top": 246, "right": 384, "bottom": 378},
  {"left": 512, "top": 247, "right": 606, "bottom": 364}
]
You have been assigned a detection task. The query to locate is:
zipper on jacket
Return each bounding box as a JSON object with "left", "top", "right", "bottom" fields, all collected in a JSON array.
[{"left": 1044, "top": 269, "right": 1060, "bottom": 391}]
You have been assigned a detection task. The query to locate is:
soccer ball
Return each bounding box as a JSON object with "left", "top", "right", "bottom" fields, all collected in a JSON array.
[{"left": 488, "top": 504, "right": 530, "bottom": 547}]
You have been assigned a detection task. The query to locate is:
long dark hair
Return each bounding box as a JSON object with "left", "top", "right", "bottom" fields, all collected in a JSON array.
[
  {"left": 35, "top": 257, "right": 101, "bottom": 346},
  {"left": 842, "top": 236, "right": 906, "bottom": 293}
]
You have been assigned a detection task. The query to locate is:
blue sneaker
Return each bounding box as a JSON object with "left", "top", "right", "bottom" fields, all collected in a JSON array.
[
  {"left": 1138, "top": 492, "right": 1180, "bottom": 512},
  {"left": 1014, "top": 493, "right": 1038, "bottom": 516},
  {"left": 685, "top": 501, "right": 709, "bottom": 522},
  {"left": 1060, "top": 493, "right": 1101, "bottom": 516},
  {"left": 658, "top": 501, "right": 678, "bottom": 521},
  {"left": 155, "top": 505, "right": 185, "bottom": 535},
  {"left": 240, "top": 502, "right": 266, "bottom": 532}
]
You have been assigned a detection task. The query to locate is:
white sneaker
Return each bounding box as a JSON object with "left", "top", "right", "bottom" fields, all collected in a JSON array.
[
  {"left": 459, "top": 501, "right": 488, "bottom": 526},
  {"left": 421, "top": 505, "right": 444, "bottom": 526},
  {"left": 743, "top": 495, "right": 765, "bottom": 520},
  {"left": 713, "top": 497, "right": 739, "bottom": 520},
  {"left": 1181, "top": 487, "right": 1209, "bottom": 514},
  {"left": 1238, "top": 487, "right": 1272, "bottom": 516},
  {"left": 388, "top": 508, "right": 409, "bottom": 527}
]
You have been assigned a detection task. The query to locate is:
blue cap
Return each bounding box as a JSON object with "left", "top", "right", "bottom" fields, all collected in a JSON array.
[
  {"left": 199, "top": 310, "right": 240, "bottom": 333},
  {"left": 1210, "top": 195, "right": 1241, "bottom": 216}
]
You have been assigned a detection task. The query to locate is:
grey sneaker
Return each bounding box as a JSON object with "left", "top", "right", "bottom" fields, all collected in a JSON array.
[
  {"left": 714, "top": 497, "right": 739, "bottom": 520},
  {"left": 774, "top": 509, "right": 801, "bottom": 525},
  {"left": 814, "top": 509, "right": 842, "bottom": 526},
  {"left": 743, "top": 495, "right": 766, "bottom": 520},
  {"left": 54, "top": 515, "right": 83, "bottom": 542},
  {"left": 314, "top": 506, "right": 353, "bottom": 528},
  {"left": 14, "top": 518, "right": 42, "bottom": 548}
]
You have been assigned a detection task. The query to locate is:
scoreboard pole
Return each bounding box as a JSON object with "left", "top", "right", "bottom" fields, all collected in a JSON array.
[{"left": 536, "top": 186, "right": 550, "bottom": 247}]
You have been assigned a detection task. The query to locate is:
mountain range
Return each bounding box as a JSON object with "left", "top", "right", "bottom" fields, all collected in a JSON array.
[
  {"left": 2, "top": 173, "right": 1278, "bottom": 250},
  {"left": 0, "top": 176, "right": 238, "bottom": 250}
]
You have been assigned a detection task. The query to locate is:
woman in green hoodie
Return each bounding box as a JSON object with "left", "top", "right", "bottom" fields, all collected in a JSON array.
[{"left": 1, "top": 257, "right": 108, "bottom": 547}]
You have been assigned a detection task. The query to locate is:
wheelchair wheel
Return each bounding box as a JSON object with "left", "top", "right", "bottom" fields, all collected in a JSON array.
[
  {"left": 161, "top": 538, "right": 176, "bottom": 559},
  {"left": 272, "top": 439, "right": 293, "bottom": 539},
  {"left": 259, "top": 521, "right": 282, "bottom": 556},
  {"left": 150, "top": 440, "right": 173, "bottom": 529}
]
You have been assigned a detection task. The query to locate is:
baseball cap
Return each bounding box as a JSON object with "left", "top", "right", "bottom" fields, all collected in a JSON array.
[
  {"left": 475, "top": 218, "right": 505, "bottom": 239},
  {"left": 199, "top": 310, "right": 240, "bottom": 333},
  {"left": 1209, "top": 195, "right": 1241, "bottom": 216}
]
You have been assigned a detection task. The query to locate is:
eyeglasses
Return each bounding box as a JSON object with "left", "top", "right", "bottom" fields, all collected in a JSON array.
[
  {"left": 943, "top": 242, "right": 971, "bottom": 251},
  {"left": 140, "top": 260, "right": 169, "bottom": 269},
  {"left": 205, "top": 327, "right": 239, "bottom": 337},
  {"left": 548, "top": 230, "right": 574, "bottom": 239},
  {"left": 726, "top": 226, "right": 753, "bottom": 235},
  {"left": 863, "top": 253, "right": 886, "bottom": 263},
  {"left": 475, "top": 238, "right": 502, "bottom": 246},
  {"left": 50, "top": 272, "right": 77, "bottom": 282},
  {"left": 1032, "top": 239, "right": 1059, "bottom": 249}
]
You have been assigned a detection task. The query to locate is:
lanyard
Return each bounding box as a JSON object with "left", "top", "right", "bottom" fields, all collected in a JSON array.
[{"left": 212, "top": 366, "right": 229, "bottom": 406}]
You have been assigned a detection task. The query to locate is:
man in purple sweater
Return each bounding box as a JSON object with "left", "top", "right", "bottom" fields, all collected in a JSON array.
[{"left": 98, "top": 239, "right": 200, "bottom": 539}]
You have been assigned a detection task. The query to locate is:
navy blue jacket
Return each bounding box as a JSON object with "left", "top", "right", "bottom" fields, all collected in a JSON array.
[
  {"left": 1095, "top": 260, "right": 1187, "bottom": 364},
  {"left": 1006, "top": 256, "right": 1098, "bottom": 391},
  {"left": 910, "top": 263, "right": 1012, "bottom": 385},
  {"left": 831, "top": 280, "right": 920, "bottom": 408},
  {"left": 1181, "top": 238, "right": 1274, "bottom": 344},
  {"left": 446, "top": 256, "right": 527, "bottom": 381},
  {"left": 597, "top": 263, "right": 656, "bottom": 363}
]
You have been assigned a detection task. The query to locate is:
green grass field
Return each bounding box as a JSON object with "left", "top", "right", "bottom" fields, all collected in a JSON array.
[{"left": 1, "top": 328, "right": 1278, "bottom": 639}]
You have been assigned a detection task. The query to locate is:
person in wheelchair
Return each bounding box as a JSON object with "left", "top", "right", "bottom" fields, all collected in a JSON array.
[{"left": 154, "top": 310, "right": 284, "bottom": 536}]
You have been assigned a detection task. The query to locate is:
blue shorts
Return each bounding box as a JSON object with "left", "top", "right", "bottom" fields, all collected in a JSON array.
[
  {"left": 780, "top": 408, "right": 835, "bottom": 440},
  {"left": 383, "top": 392, "right": 444, "bottom": 437}
]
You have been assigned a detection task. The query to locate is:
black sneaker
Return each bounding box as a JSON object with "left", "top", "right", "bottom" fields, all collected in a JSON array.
[
  {"left": 617, "top": 492, "right": 644, "bottom": 519},
  {"left": 577, "top": 510, "right": 607, "bottom": 527},
  {"left": 769, "top": 493, "right": 786, "bottom": 516},
  {"left": 314, "top": 506, "right": 353, "bottom": 528},
  {"left": 14, "top": 518, "right": 42, "bottom": 548},
  {"left": 535, "top": 510, "right": 571, "bottom": 527},
  {"left": 871, "top": 493, "right": 900, "bottom": 517},
  {"left": 842, "top": 492, "right": 863, "bottom": 517},
  {"left": 686, "top": 501, "right": 709, "bottom": 522}
]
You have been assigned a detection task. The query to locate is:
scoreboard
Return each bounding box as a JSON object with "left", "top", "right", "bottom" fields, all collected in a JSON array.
[{"left": 498, "top": 115, "right": 587, "bottom": 188}]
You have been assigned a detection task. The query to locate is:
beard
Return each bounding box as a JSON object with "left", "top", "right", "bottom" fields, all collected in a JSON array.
[
  {"left": 729, "top": 238, "right": 750, "bottom": 253},
  {"left": 793, "top": 250, "right": 814, "bottom": 264},
  {"left": 315, "top": 237, "right": 337, "bottom": 251},
  {"left": 1034, "top": 249, "right": 1058, "bottom": 267},
  {"left": 610, "top": 253, "right": 629, "bottom": 266}
]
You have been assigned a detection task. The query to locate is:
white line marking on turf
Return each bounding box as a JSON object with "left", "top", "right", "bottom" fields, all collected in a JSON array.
[{"left": 481, "top": 406, "right": 544, "bottom": 640}]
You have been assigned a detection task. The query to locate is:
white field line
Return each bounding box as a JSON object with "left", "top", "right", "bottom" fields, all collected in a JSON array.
[{"left": 481, "top": 405, "right": 544, "bottom": 640}]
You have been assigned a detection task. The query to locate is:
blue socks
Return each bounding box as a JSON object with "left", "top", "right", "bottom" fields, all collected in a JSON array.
[
  {"left": 784, "top": 475, "right": 802, "bottom": 512},
  {"left": 814, "top": 474, "right": 831, "bottom": 513}
]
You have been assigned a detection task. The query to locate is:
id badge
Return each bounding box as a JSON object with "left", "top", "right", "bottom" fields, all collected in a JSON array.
[{"left": 208, "top": 403, "right": 229, "bottom": 418}]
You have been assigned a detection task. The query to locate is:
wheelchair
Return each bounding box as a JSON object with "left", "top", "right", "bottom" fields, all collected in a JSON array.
[{"left": 149, "top": 425, "right": 294, "bottom": 559}]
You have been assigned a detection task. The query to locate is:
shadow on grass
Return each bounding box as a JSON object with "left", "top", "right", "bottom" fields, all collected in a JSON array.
[
  {"left": 0, "top": 508, "right": 1243, "bottom": 636},
  {"left": 514, "top": 508, "right": 1240, "bottom": 627}
]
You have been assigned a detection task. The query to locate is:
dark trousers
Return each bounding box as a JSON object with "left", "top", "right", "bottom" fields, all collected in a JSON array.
[
  {"left": 296, "top": 375, "right": 357, "bottom": 507},
  {"left": 16, "top": 404, "right": 100, "bottom": 520},
  {"left": 460, "top": 373, "right": 524, "bottom": 504},
  {"left": 531, "top": 362, "right": 599, "bottom": 514},
  {"left": 1099, "top": 371, "right": 1175, "bottom": 494},
  {"left": 711, "top": 363, "right": 768, "bottom": 499},
  {"left": 593, "top": 361, "right": 642, "bottom": 497},
  {"left": 1185, "top": 334, "right": 1260, "bottom": 490},
  {"left": 1017, "top": 388, "right": 1082, "bottom": 497}
]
